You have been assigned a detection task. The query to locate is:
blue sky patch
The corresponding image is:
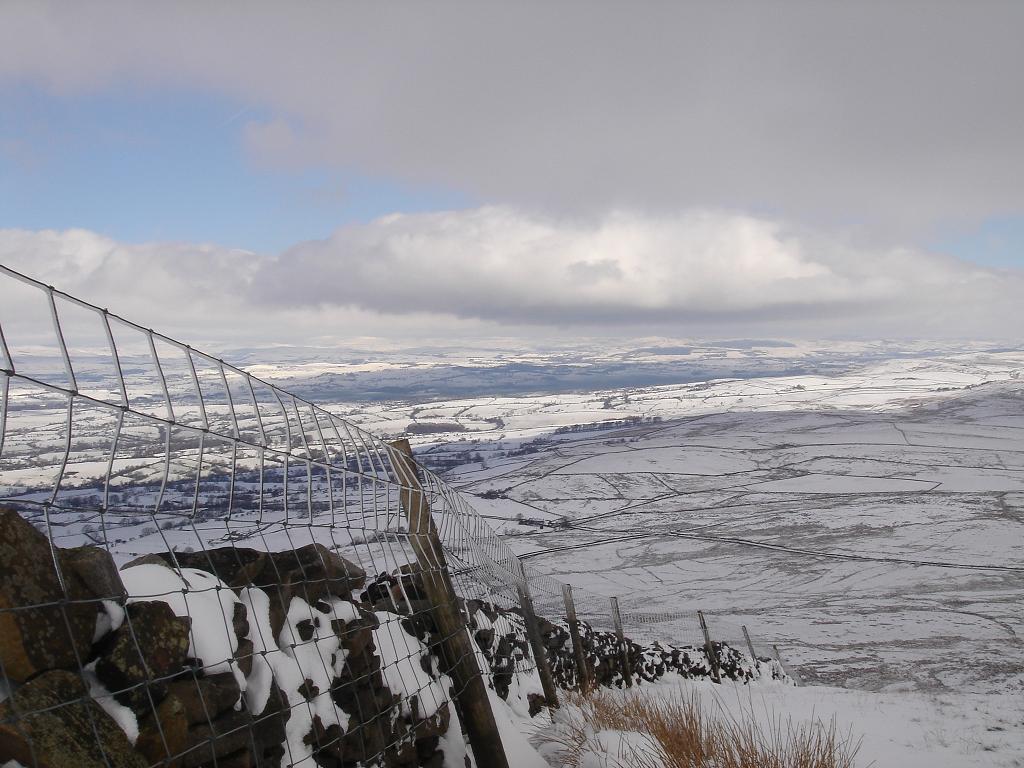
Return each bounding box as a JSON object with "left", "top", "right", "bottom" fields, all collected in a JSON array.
[{"left": 0, "top": 84, "right": 471, "bottom": 253}]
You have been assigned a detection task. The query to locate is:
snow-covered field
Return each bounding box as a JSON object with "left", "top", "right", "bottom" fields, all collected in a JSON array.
[
  {"left": 3, "top": 335, "right": 1023, "bottom": 766},
  {"left": 423, "top": 355, "right": 1024, "bottom": 692},
  {"left": 400, "top": 352, "right": 1024, "bottom": 766}
]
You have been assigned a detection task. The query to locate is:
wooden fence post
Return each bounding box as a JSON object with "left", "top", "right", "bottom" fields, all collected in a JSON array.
[
  {"left": 562, "top": 584, "right": 591, "bottom": 694},
  {"left": 389, "top": 439, "right": 510, "bottom": 768},
  {"left": 772, "top": 644, "right": 800, "bottom": 685},
  {"left": 609, "top": 597, "right": 633, "bottom": 688},
  {"left": 697, "top": 611, "right": 721, "bottom": 683},
  {"left": 742, "top": 625, "right": 757, "bottom": 662},
  {"left": 515, "top": 565, "right": 560, "bottom": 709}
]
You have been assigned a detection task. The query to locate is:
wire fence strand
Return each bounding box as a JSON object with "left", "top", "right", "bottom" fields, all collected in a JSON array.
[{"left": 0, "top": 265, "right": 788, "bottom": 768}]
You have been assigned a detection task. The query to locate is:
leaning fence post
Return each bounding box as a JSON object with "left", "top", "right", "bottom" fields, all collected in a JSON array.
[
  {"left": 389, "top": 439, "right": 510, "bottom": 768},
  {"left": 742, "top": 625, "right": 757, "bottom": 662},
  {"left": 609, "top": 597, "right": 633, "bottom": 688},
  {"left": 772, "top": 643, "right": 800, "bottom": 685},
  {"left": 697, "top": 610, "right": 721, "bottom": 683},
  {"left": 515, "top": 563, "right": 560, "bottom": 709},
  {"left": 562, "top": 584, "right": 591, "bottom": 694}
]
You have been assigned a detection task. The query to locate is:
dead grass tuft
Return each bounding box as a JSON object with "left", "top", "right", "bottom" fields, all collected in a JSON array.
[{"left": 539, "top": 688, "right": 861, "bottom": 768}]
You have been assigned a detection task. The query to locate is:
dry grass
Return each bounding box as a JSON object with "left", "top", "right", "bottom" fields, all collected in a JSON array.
[{"left": 539, "top": 688, "right": 861, "bottom": 768}]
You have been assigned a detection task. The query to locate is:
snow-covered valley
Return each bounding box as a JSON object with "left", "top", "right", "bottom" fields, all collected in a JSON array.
[
  {"left": 377, "top": 352, "right": 1024, "bottom": 766},
  {"left": 2, "top": 341, "right": 1023, "bottom": 767}
]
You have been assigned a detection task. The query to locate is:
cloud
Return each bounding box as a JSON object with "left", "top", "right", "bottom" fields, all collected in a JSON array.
[
  {"left": 254, "top": 208, "right": 1022, "bottom": 337},
  {"left": 0, "top": 226, "right": 498, "bottom": 350},
  {"left": 4, "top": 207, "right": 1019, "bottom": 347},
  {"left": 0, "top": 228, "right": 264, "bottom": 345},
  {"left": 1, "top": 2, "right": 1023, "bottom": 236}
]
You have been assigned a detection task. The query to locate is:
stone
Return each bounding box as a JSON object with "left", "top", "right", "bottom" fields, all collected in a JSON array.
[
  {"left": 153, "top": 548, "right": 268, "bottom": 590},
  {"left": 165, "top": 673, "right": 241, "bottom": 725},
  {"left": 419, "top": 749, "right": 445, "bottom": 768},
  {"left": 0, "top": 669, "right": 147, "bottom": 768},
  {"left": 474, "top": 627, "right": 495, "bottom": 652},
  {"left": 136, "top": 693, "right": 189, "bottom": 768},
  {"left": 61, "top": 545, "right": 127, "bottom": 601},
  {"left": 251, "top": 680, "right": 289, "bottom": 767},
  {"left": 527, "top": 693, "right": 547, "bottom": 718},
  {"left": 242, "top": 547, "right": 366, "bottom": 644},
  {"left": 211, "top": 748, "right": 256, "bottom": 768},
  {"left": 181, "top": 709, "right": 255, "bottom": 768},
  {"left": 264, "top": 585, "right": 291, "bottom": 642},
  {"left": 231, "top": 601, "right": 250, "bottom": 642},
  {"left": 234, "top": 637, "right": 254, "bottom": 678},
  {"left": 332, "top": 608, "right": 378, "bottom": 658},
  {"left": 0, "top": 509, "right": 99, "bottom": 682},
  {"left": 326, "top": 662, "right": 396, "bottom": 765},
  {"left": 298, "top": 678, "right": 319, "bottom": 699},
  {"left": 262, "top": 543, "right": 366, "bottom": 604},
  {"left": 156, "top": 545, "right": 366, "bottom": 617},
  {"left": 121, "top": 553, "right": 172, "bottom": 570},
  {"left": 95, "top": 600, "right": 191, "bottom": 711},
  {"left": 360, "top": 566, "right": 426, "bottom": 608},
  {"left": 295, "top": 618, "right": 315, "bottom": 642},
  {"left": 411, "top": 700, "right": 451, "bottom": 741}
]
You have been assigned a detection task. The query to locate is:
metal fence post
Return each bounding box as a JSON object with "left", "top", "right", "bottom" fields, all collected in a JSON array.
[
  {"left": 390, "top": 440, "right": 510, "bottom": 768},
  {"left": 515, "top": 564, "right": 559, "bottom": 709},
  {"left": 742, "top": 624, "right": 757, "bottom": 662},
  {"left": 562, "top": 584, "right": 591, "bottom": 694},
  {"left": 697, "top": 610, "right": 721, "bottom": 683},
  {"left": 609, "top": 597, "right": 633, "bottom": 688}
]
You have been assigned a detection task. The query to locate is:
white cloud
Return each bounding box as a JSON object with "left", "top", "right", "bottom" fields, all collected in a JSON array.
[
  {"left": 2, "top": 209, "right": 1020, "bottom": 346},
  {"left": 1, "top": 3, "right": 1023, "bottom": 235},
  {"left": 0, "top": 226, "right": 498, "bottom": 351},
  {"left": 256, "top": 207, "right": 1021, "bottom": 338}
]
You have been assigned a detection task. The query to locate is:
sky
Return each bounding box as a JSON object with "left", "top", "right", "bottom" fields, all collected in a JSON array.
[{"left": 0, "top": 1, "right": 1022, "bottom": 348}]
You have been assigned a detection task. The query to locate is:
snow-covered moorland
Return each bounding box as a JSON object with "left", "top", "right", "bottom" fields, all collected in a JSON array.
[
  {"left": 2, "top": 339, "right": 1022, "bottom": 766},
  {"left": 383, "top": 351, "right": 1024, "bottom": 766}
]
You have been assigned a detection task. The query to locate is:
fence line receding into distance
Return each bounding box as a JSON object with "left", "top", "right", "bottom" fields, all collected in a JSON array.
[{"left": 0, "top": 264, "right": 785, "bottom": 768}]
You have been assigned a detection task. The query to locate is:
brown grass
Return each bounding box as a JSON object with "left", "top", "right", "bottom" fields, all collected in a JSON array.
[{"left": 539, "top": 688, "right": 861, "bottom": 768}]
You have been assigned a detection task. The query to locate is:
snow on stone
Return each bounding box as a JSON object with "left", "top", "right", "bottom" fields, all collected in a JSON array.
[
  {"left": 237, "top": 587, "right": 354, "bottom": 766},
  {"left": 120, "top": 564, "right": 246, "bottom": 694},
  {"left": 92, "top": 598, "right": 125, "bottom": 643},
  {"left": 83, "top": 660, "right": 139, "bottom": 745},
  {"left": 280, "top": 596, "right": 349, "bottom": 733},
  {"left": 237, "top": 587, "right": 277, "bottom": 716},
  {"left": 372, "top": 611, "right": 448, "bottom": 718}
]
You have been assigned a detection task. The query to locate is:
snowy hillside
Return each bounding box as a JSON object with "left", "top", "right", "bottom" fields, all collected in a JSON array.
[{"left": 384, "top": 353, "right": 1024, "bottom": 766}]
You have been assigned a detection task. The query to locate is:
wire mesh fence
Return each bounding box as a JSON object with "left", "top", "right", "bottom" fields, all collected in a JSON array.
[{"left": 0, "top": 265, "right": 790, "bottom": 768}]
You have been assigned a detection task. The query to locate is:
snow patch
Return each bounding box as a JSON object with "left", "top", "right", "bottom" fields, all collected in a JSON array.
[
  {"left": 372, "top": 611, "right": 447, "bottom": 718},
  {"left": 120, "top": 564, "right": 246, "bottom": 694},
  {"left": 83, "top": 660, "right": 139, "bottom": 744}
]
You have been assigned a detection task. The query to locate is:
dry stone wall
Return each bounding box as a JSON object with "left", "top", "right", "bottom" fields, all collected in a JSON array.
[
  {"left": 1, "top": 509, "right": 785, "bottom": 768},
  {"left": 0, "top": 510, "right": 462, "bottom": 768}
]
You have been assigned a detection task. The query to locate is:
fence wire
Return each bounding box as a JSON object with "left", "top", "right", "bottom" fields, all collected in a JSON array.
[{"left": 0, "top": 265, "right": 787, "bottom": 768}]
